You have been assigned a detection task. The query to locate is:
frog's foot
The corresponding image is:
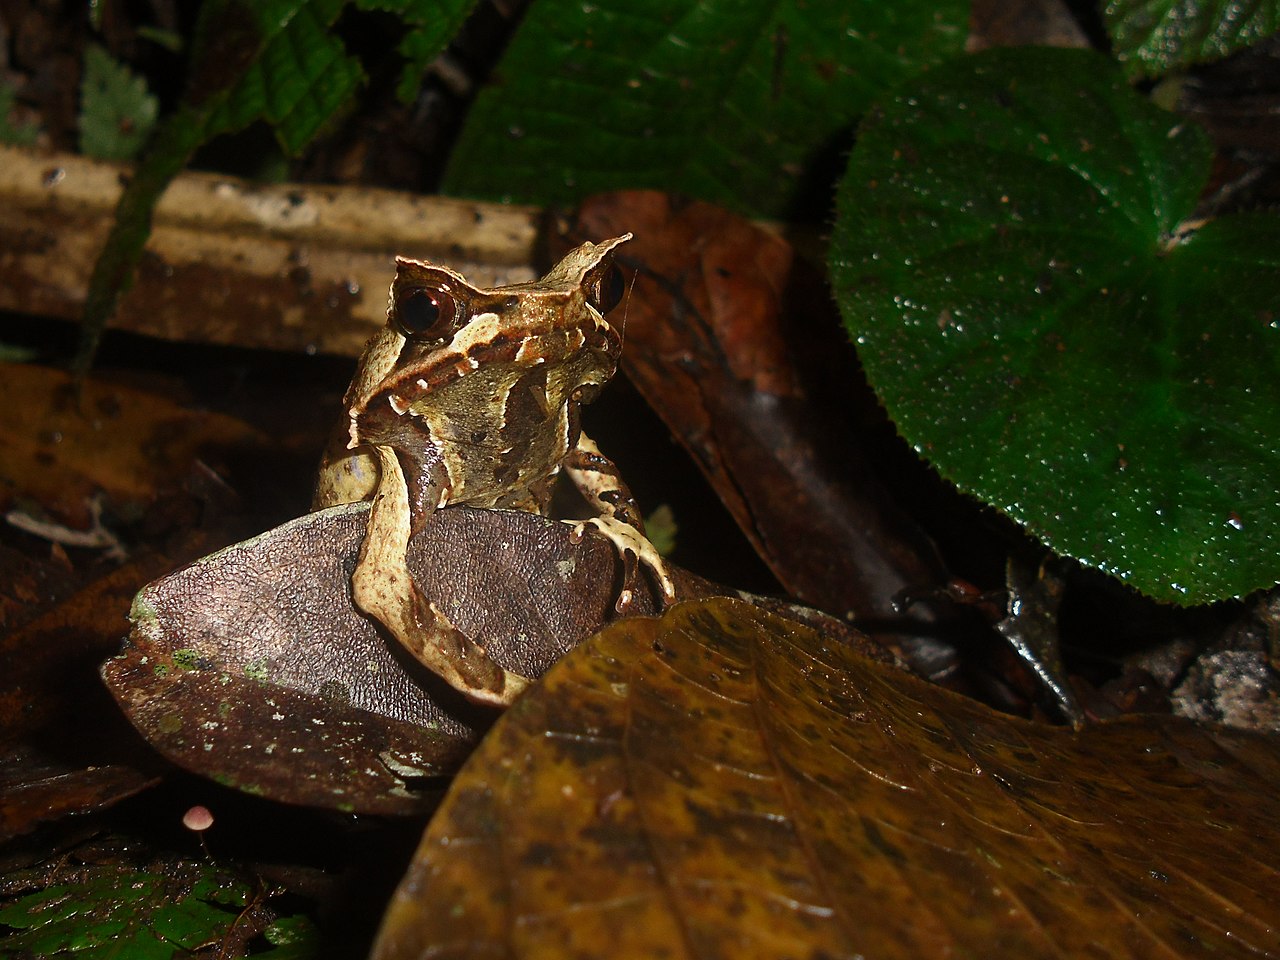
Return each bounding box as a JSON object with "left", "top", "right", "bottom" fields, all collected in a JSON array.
[{"left": 567, "top": 515, "right": 676, "bottom": 611}]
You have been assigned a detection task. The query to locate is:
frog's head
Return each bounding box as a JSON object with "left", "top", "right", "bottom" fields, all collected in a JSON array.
[{"left": 343, "top": 235, "right": 631, "bottom": 442}]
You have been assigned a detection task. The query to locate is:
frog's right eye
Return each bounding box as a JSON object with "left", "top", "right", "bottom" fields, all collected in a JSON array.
[
  {"left": 394, "top": 285, "right": 465, "bottom": 342},
  {"left": 586, "top": 263, "right": 626, "bottom": 315}
]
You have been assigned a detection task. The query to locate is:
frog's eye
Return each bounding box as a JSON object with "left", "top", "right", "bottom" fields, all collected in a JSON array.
[
  {"left": 394, "top": 285, "right": 463, "bottom": 342},
  {"left": 585, "top": 263, "right": 625, "bottom": 315}
]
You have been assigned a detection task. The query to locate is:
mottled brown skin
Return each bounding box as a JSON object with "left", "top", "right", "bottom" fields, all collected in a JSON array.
[{"left": 316, "top": 235, "right": 673, "bottom": 707}]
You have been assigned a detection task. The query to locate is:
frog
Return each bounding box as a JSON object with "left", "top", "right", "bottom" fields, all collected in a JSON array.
[{"left": 314, "top": 234, "right": 674, "bottom": 708}]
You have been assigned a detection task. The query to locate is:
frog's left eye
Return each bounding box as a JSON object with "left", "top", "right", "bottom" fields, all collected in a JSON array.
[
  {"left": 395, "top": 285, "right": 464, "bottom": 342},
  {"left": 585, "top": 263, "right": 625, "bottom": 315}
]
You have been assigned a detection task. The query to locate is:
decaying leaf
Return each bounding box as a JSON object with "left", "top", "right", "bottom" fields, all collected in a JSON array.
[
  {"left": 103, "top": 502, "right": 689, "bottom": 814},
  {"left": 374, "top": 597, "right": 1280, "bottom": 959},
  {"left": 0, "top": 361, "right": 266, "bottom": 530},
  {"left": 0, "top": 761, "right": 155, "bottom": 845},
  {"left": 0, "top": 555, "right": 178, "bottom": 842},
  {"left": 969, "top": 0, "right": 1091, "bottom": 50}
]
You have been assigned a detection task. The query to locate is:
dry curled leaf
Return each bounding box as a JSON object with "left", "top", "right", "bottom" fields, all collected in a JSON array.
[{"left": 374, "top": 597, "right": 1280, "bottom": 959}]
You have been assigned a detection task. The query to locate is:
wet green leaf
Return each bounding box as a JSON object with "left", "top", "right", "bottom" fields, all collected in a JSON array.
[
  {"left": 0, "top": 866, "right": 258, "bottom": 958},
  {"left": 1104, "top": 0, "right": 1279, "bottom": 78},
  {"left": 830, "top": 47, "right": 1280, "bottom": 604},
  {"left": 262, "top": 914, "right": 322, "bottom": 958},
  {"left": 443, "top": 0, "right": 966, "bottom": 219}
]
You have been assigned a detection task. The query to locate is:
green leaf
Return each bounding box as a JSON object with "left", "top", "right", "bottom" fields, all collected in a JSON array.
[
  {"left": 136, "top": 25, "right": 185, "bottom": 53},
  {"left": 202, "top": 0, "right": 475, "bottom": 152},
  {"left": 358, "top": 0, "right": 478, "bottom": 104},
  {"left": 0, "top": 867, "right": 252, "bottom": 958},
  {"left": 79, "top": 44, "right": 160, "bottom": 161},
  {"left": 1104, "top": 0, "right": 1280, "bottom": 78},
  {"left": 0, "top": 79, "right": 39, "bottom": 146},
  {"left": 201, "top": 0, "right": 361, "bottom": 151},
  {"left": 264, "top": 913, "right": 323, "bottom": 954},
  {"left": 442, "top": 0, "right": 966, "bottom": 219},
  {"left": 829, "top": 47, "right": 1280, "bottom": 605},
  {"left": 75, "top": 0, "right": 475, "bottom": 371}
]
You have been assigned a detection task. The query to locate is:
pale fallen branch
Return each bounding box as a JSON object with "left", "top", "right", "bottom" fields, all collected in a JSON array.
[{"left": 0, "top": 145, "right": 541, "bottom": 357}]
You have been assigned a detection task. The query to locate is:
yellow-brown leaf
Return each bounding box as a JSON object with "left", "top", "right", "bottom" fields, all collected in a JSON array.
[{"left": 374, "top": 597, "right": 1280, "bottom": 959}]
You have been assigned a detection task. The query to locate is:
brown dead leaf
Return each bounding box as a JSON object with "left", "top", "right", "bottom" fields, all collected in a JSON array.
[
  {"left": 2, "top": 553, "right": 170, "bottom": 742},
  {"left": 0, "top": 555, "right": 175, "bottom": 841},
  {"left": 373, "top": 597, "right": 1280, "bottom": 959},
  {"left": 0, "top": 760, "right": 154, "bottom": 843},
  {"left": 968, "top": 0, "right": 1091, "bottom": 51},
  {"left": 102, "top": 502, "right": 696, "bottom": 814},
  {"left": 0, "top": 362, "right": 265, "bottom": 529},
  {"left": 567, "top": 194, "right": 953, "bottom": 630},
  {"left": 0, "top": 540, "right": 79, "bottom": 637}
]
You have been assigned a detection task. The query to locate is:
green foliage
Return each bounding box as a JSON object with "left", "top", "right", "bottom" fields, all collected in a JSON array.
[
  {"left": 830, "top": 47, "right": 1280, "bottom": 605},
  {"left": 192, "top": 0, "right": 476, "bottom": 156},
  {"left": 0, "top": 80, "right": 39, "bottom": 146},
  {"left": 200, "top": 0, "right": 344, "bottom": 153},
  {"left": 442, "top": 0, "right": 967, "bottom": 219},
  {"left": 0, "top": 865, "right": 316, "bottom": 958},
  {"left": 262, "top": 915, "right": 323, "bottom": 958},
  {"left": 76, "top": 0, "right": 476, "bottom": 370},
  {"left": 375, "top": 0, "right": 478, "bottom": 102},
  {"left": 136, "top": 26, "right": 185, "bottom": 53},
  {"left": 1105, "top": 0, "right": 1279, "bottom": 78},
  {"left": 80, "top": 44, "right": 160, "bottom": 161},
  {"left": 644, "top": 503, "right": 678, "bottom": 556}
]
